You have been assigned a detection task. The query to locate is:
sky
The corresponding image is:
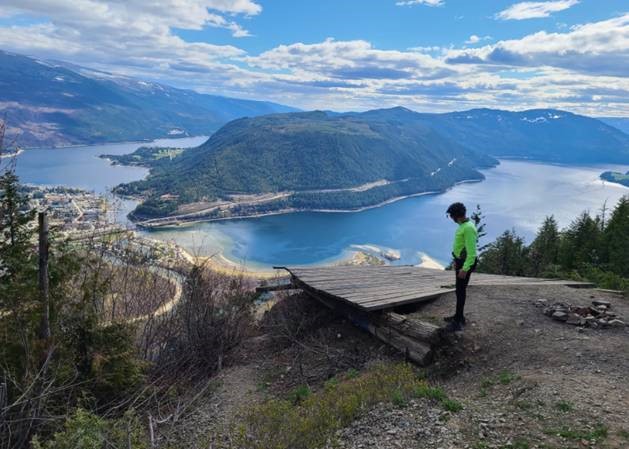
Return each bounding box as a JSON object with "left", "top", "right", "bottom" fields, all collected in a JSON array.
[{"left": 0, "top": 0, "right": 627, "bottom": 116}]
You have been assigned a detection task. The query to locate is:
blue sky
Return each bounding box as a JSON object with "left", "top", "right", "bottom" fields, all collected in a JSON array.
[{"left": 0, "top": 1, "right": 627, "bottom": 115}]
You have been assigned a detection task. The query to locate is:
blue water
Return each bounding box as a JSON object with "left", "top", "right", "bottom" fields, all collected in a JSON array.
[
  {"left": 15, "top": 136, "right": 208, "bottom": 223},
  {"left": 147, "top": 160, "right": 629, "bottom": 268},
  {"left": 15, "top": 140, "right": 629, "bottom": 269}
]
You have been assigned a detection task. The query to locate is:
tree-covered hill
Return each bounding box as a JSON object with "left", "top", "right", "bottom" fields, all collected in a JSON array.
[
  {"left": 115, "top": 105, "right": 629, "bottom": 220},
  {"left": 413, "top": 108, "right": 629, "bottom": 163},
  {"left": 0, "top": 50, "right": 297, "bottom": 148},
  {"left": 115, "top": 109, "right": 497, "bottom": 219}
]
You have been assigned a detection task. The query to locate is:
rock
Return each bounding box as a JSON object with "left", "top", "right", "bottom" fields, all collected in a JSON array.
[
  {"left": 566, "top": 313, "right": 584, "bottom": 325},
  {"left": 592, "top": 299, "right": 611, "bottom": 308},
  {"left": 552, "top": 311, "right": 568, "bottom": 321},
  {"left": 517, "top": 320, "right": 525, "bottom": 326},
  {"left": 608, "top": 319, "right": 625, "bottom": 327}
]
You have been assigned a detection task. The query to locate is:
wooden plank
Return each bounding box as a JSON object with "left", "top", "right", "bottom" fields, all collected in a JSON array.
[
  {"left": 379, "top": 313, "right": 441, "bottom": 344},
  {"left": 357, "top": 288, "right": 454, "bottom": 306},
  {"left": 359, "top": 290, "right": 453, "bottom": 311},
  {"left": 256, "top": 277, "right": 293, "bottom": 292},
  {"left": 341, "top": 286, "right": 453, "bottom": 303},
  {"left": 296, "top": 275, "right": 450, "bottom": 290},
  {"left": 367, "top": 322, "right": 432, "bottom": 365},
  {"left": 282, "top": 266, "right": 593, "bottom": 313}
]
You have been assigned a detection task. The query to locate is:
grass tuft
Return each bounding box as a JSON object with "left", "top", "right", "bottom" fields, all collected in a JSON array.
[{"left": 553, "top": 400, "right": 573, "bottom": 413}]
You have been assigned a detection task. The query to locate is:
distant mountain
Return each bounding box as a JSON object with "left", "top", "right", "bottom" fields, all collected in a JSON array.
[
  {"left": 601, "top": 170, "right": 629, "bottom": 187},
  {"left": 0, "top": 50, "right": 297, "bottom": 148},
  {"left": 115, "top": 109, "right": 496, "bottom": 219},
  {"left": 115, "top": 106, "right": 629, "bottom": 220},
  {"left": 412, "top": 108, "right": 629, "bottom": 164},
  {"left": 598, "top": 117, "right": 629, "bottom": 135}
]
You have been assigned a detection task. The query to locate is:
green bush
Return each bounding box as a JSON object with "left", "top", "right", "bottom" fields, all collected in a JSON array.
[{"left": 32, "top": 408, "right": 147, "bottom": 449}]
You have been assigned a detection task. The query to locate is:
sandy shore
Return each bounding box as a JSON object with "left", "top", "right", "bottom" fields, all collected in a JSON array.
[
  {"left": 180, "top": 244, "right": 447, "bottom": 280},
  {"left": 417, "top": 253, "right": 446, "bottom": 270}
]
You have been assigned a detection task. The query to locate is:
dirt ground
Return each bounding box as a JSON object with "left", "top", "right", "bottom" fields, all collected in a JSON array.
[
  {"left": 176, "top": 285, "right": 629, "bottom": 449},
  {"left": 347, "top": 284, "right": 629, "bottom": 449}
]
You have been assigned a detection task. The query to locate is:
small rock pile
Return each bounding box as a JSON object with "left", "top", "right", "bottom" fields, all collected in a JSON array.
[{"left": 537, "top": 298, "right": 625, "bottom": 328}]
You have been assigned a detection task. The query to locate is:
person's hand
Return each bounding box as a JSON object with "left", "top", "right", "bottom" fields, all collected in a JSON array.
[{"left": 457, "top": 270, "right": 467, "bottom": 279}]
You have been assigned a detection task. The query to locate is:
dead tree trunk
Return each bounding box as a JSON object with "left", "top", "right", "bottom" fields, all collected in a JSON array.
[{"left": 38, "top": 212, "right": 51, "bottom": 340}]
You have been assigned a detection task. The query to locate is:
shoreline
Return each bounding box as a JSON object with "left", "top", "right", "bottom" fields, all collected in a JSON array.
[
  {"left": 158, "top": 233, "right": 447, "bottom": 280},
  {"left": 17, "top": 134, "right": 208, "bottom": 151},
  {"left": 0, "top": 149, "right": 24, "bottom": 158},
  {"left": 138, "top": 177, "right": 485, "bottom": 229}
]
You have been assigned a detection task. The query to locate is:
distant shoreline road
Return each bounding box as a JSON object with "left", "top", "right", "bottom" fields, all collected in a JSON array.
[{"left": 135, "top": 177, "right": 484, "bottom": 229}]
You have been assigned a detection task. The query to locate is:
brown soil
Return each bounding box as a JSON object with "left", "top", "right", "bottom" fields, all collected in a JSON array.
[
  {"left": 339, "top": 284, "right": 629, "bottom": 448},
  {"left": 174, "top": 285, "right": 629, "bottom": 449}
]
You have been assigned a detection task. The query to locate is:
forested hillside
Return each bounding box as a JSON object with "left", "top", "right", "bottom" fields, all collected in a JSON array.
[
  {"left": 0, "top": 50, "right": 297, "bottom": 148},
  {"left": 117, "top": 109, "right": 496, "bottom": 219}
]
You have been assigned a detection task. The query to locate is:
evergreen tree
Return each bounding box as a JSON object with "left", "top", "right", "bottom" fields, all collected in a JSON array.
[
  {"left": 0, "top": 170, "right": 35, "bottom": 248},
  {"left": 477, "top": 229, "right": 528, "bottom": 276},
  {"left": 470, "top": 204, "right": 488, "bottom": 249},
  {"left": 528, "top": 216, "right": 560, "bottom": 276},
  {"left": 558, "top": 211, "right": 601, "bottom": 270},
  {"left": 603, "top": 196, "right": 629, "bottom": 277}
]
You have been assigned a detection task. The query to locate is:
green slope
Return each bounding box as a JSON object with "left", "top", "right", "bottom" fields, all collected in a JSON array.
[{"left": 115, "top": 110, "right": 496, "bottom": 219}]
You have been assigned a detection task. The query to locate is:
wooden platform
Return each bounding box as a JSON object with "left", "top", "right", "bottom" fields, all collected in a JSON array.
[{"left": 279, "top": 266, "right": 593, "bottom": 312}]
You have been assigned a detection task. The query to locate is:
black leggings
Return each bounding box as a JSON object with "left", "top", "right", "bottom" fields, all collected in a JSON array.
[{"left": 454, "top": 258, "right": 477, "bottom": 321}]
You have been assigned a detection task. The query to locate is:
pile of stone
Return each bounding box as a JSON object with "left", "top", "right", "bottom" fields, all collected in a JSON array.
[{"left": 538, "top": 298, "right": 625, "bottom": 328}]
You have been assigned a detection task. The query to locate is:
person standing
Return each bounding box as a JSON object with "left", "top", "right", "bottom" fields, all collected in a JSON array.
[{"left": 444, "top": 202, "right": 478, "bottom": 332}]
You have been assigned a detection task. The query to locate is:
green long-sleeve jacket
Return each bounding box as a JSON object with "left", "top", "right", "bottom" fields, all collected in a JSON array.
[{"left": 452, "top": 220, "right": 478, "bottom": 271}]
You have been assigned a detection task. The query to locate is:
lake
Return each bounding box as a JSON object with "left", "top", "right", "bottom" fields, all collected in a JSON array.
[{"left": 15, "top": 138, "right": 629, "bottom": 269}]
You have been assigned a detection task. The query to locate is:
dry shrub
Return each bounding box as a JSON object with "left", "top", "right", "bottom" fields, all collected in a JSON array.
[
  {"left": 261, "top": 292, "right": 333, "bottom": 346},
  {"left": 143, "top": 264, "right": 257, "bottom": 377}
]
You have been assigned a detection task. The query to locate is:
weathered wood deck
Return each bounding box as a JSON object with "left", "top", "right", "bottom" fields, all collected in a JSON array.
[{"left": 279, "top": 266, "right": 593, "bottom": 312}]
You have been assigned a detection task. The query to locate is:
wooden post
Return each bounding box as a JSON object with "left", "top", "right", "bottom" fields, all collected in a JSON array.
[{"left": 38, "top": 212, "right": 51, "bottom": 340}]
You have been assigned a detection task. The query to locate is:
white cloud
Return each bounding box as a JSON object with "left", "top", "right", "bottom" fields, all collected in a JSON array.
[
  {"left": 465, "top": 35, "right": 491, "bottom": 44},
  {"left": 0, "top": 0, "right": 261, "bottom": 36},
  {"left": 0, "top": 1, "right": 627, "bottom": 116},
  {"left": 447, "top": 14, "right": 629, "bottom": 77},
  {"left": 396, "top": 0, "right": 444, "bottom": 7},
  {"left": 496, "top": 0, "right": 579, "bottom": 21},
  {"left": 246, "top": 38, "right": 456, "bottom": 81}
]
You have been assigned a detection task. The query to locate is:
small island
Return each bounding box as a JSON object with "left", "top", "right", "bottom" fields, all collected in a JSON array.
[
  {"left": 601, "top": 170, "right": 629, "bottom": 187},
  {"left": 101, "top": 146, "right": 184, "bottom": 167}
]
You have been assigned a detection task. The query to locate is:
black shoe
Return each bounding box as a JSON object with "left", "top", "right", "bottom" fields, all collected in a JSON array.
[
  {"left": 444, "top": 315, "right": 466, "bottom": 325},
  {"left": 444, "top": 320, "right": 464, "bottom": 332}
]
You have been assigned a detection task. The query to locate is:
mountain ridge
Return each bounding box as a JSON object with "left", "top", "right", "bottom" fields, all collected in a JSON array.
[
  {"left": 112, "top": 106, "right": 629, "bottom": 221},
  {"left": 0, "top": 50, "right": 298, "bottom": 148},
  {"left": 112, "top": 108, "right": 496, "bottom": 219}
]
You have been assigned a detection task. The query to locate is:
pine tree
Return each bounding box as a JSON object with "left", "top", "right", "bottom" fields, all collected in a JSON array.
[
  {"left": 558, "top": 212, "right": 601, "bottom": 270},
  {"left": 603, "top": 196, "right": 629, "bottom": 277},
  {"left": 528, "top": 216, "right": 560, "bottom": 276},
  {"left": 477, "top": 229, "right": 528, "bottom": 276}
]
